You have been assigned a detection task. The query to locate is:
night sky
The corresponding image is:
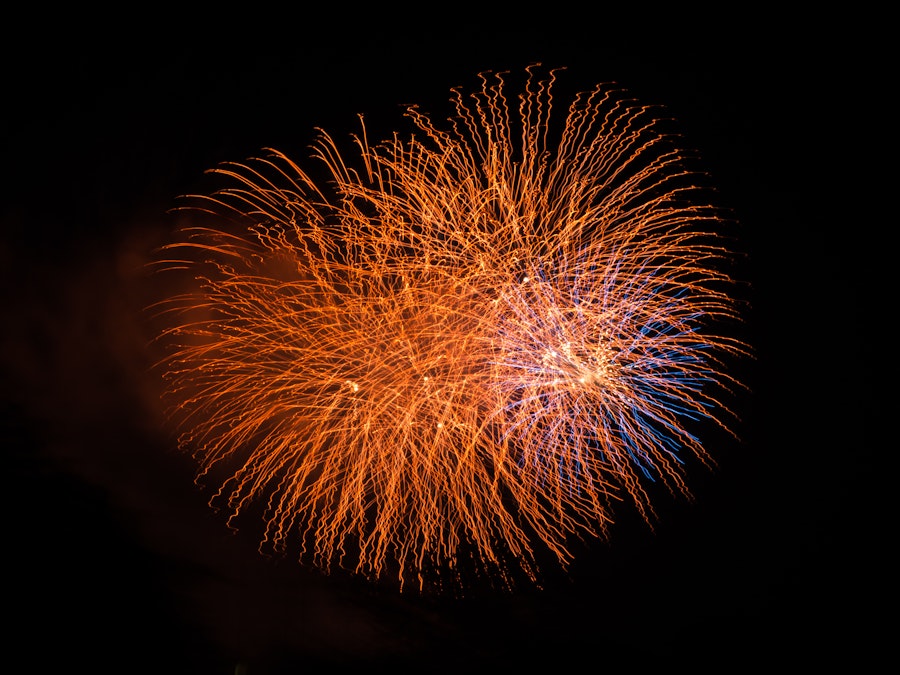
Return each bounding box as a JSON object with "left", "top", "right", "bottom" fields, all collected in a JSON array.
[{"left": 2, "top": 12, "right": 882, "bottom": 674}]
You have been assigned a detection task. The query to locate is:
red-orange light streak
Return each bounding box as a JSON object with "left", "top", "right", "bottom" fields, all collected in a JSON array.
[{"left": 151, "top": 67, "right": 748, "bottom": 592}]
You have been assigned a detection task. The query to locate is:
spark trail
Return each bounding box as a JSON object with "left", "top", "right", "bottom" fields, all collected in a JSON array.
[{"left": 151, "top": 67, "right": 748, "bottom": 591}]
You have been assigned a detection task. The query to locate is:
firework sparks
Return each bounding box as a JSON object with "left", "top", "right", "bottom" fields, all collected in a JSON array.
[{"left": 151, "top": 67, "right": 747, "bottom": 591}]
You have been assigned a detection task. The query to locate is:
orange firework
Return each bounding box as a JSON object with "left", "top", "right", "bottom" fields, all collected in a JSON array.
[{"left": 151, "top": 67, "right": 747, "bottom": 591}]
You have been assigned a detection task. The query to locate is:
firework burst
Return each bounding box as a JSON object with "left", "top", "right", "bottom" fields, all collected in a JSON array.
[{"left": 151, "top": 67, "right": 747, "bottom": 591}]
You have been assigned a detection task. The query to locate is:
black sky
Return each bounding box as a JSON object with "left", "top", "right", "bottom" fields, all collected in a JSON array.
[{"left": 2, "top": 11, "right": 883, "bottom": 675}]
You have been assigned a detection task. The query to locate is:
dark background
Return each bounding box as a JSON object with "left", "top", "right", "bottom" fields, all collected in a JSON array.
[{"left": 2, "top": 10, "right": 882, "bottom": 674}]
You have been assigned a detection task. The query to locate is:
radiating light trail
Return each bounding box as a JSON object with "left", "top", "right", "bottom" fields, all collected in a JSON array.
[{"left": 151, "top": 67, "right": 748, "bottom": 592}]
